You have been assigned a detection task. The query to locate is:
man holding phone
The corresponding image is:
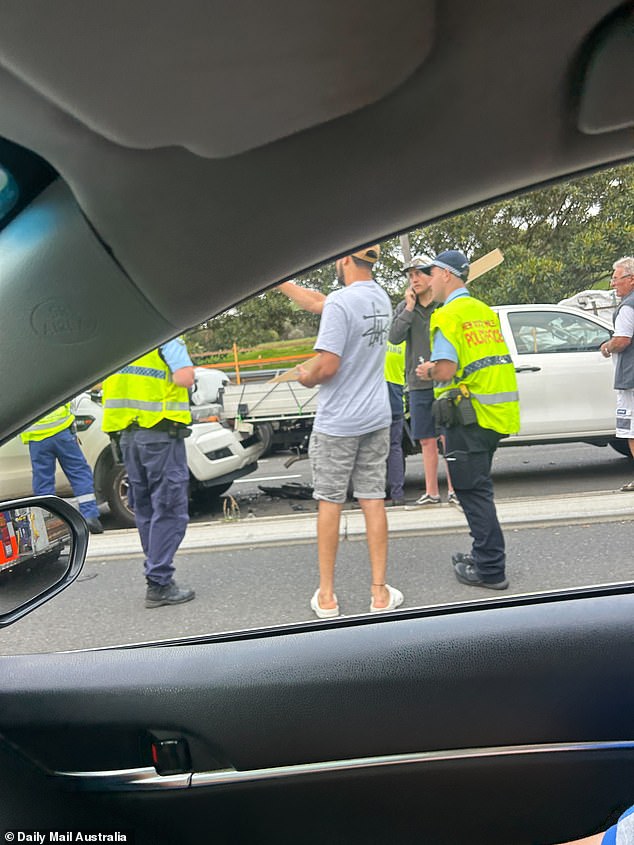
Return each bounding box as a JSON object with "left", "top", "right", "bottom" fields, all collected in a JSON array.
[{"left": 389, "top": 255, "right": 457, "bottom": 506}]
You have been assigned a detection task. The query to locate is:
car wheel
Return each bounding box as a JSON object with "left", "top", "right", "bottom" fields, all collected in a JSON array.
[
  {"left": 105, "top": 463, "right": 136, "bottom": 527},
  {"left": 255, "top": 422, "right": 274, "bottom": 456},
  {"left": 609, "top": 438, "right": 634, "bottom": 460},
  {"left": 203, "top": 481, "right": 233, "bottom": 498}
]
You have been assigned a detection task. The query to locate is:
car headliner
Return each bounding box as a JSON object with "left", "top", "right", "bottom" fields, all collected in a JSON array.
[{"left": 0, "top": 0, "right": 631, "bottom": 438}]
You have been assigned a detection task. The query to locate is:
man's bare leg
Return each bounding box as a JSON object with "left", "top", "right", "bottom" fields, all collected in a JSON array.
[
  {"left": 316, "top": 500, "right": 342, "bottom": 608},
  {"left": 421, "top": 437, "right": 440, "bottom": 497},
  {"left": 358, "top": 498, "right": 389, "bottom": 607}
]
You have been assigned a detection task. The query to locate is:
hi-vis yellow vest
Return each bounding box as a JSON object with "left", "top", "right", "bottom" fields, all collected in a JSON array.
[
  {"left": 101, "top": 349, "right": 191, "bottom": 433},
  {"left": 384, "top": 341, "right": 405, "bottom": 386},
  {"left": 21, "top": 403, "right": 74, "bottom": 443},
  {"left": 430, "top": 295, "right": 520, "bottom": 435}
]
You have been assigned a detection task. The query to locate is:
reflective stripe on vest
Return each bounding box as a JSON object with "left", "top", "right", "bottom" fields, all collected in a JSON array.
[
  {"left": 21, "top": 403, "right": 75, "bottom": 443},
  {"left": 430, "top": 296, "right": 520, "bottom": 435},
  {"left": 104, "top": 399, "right": 190, "bottom": 412},
  {"left": 101, "top": 349, "right": 191, "bottom": 432}
]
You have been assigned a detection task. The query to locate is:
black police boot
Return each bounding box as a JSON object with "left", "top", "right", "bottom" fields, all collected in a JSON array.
[
  {"left": 145, "top": 580, "right": 196, "bottom": 609},
  {"left": 453, "top": 560, "right": 509, "bottom": 591},
  {"left": 86, "top": 517, "right": 104, "bottom": 534}
]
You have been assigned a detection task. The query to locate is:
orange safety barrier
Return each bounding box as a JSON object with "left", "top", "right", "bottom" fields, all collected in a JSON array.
[
  {"left": 196, "top": 352, "right": 319, "bottom": 384},
  {"left": 195, "top": 352, "right": 317, "bottom": 367}
]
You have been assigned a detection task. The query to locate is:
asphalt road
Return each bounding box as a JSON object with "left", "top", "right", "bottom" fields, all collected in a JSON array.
[
  {"left": 185, "top": 440, "right": 633, "bottom": 523},
  {"left": 2, "top": 519, "right": 632, "bottom": 655},
  {"left": 87, "top": 441, "right": 632, "bottom": 530}
]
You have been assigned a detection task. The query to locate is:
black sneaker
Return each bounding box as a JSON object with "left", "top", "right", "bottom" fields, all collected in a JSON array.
[
  {"left": 453, "top": 560, "right": 509, "bottom": 591},
  {"left": 452, "top": 551, "right": 475, "bottom": 567},
  {"left": 145, "top": 581, "right": 196, "bottom": 608},
  {"left": 86, "top": 517, "right": 104, "bottom": 534}
]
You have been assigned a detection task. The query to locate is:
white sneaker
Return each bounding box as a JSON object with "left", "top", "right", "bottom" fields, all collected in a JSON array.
[
  {"left": 447, "top": 492, "right": 463, "bottom": 510},
  {"left": 405, "top": 493, "right": 441, "bottom": 509}
]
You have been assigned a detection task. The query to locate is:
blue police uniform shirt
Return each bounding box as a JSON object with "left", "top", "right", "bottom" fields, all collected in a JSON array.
[
  {"left": 160, "top": 338, "right": 193, "bottom": 373},
  {"left": 430, "top": 287, "right": 470, "bottom": 365}
]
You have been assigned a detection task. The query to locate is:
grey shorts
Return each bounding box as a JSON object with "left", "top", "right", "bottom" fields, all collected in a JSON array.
[{"left": 309, "top": 427, "right": 390, "bottom": 504}]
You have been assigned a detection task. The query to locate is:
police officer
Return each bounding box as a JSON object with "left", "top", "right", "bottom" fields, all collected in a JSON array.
[
  {"left": 416, "top": 250, "right": 520, "bottom": 590},
  {"left": 21, "top": 403, "right": 104, "bottom": 534},
  {"left": 101, "top": 338, "right": 196, "bottom": 608}
]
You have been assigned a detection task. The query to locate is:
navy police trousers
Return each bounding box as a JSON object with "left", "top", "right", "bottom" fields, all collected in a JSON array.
[
  {"left": 120, "top": 428, "right": 189, "bottom": 587},
  {"left": 444, "top": 423, "right": 506, "bottom": 583}
]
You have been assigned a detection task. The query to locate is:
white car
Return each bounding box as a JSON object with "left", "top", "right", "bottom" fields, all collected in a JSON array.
[
  {"left": 0, "top": 369, "right": 265, "bottom": 527},
  {"left": 494, "top": 303, "right": 626, "bottom": 456}
]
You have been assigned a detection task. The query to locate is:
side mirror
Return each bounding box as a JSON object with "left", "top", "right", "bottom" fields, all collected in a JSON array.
[{"left": 0, "top": 496, "right": 88, "bottom": 627}]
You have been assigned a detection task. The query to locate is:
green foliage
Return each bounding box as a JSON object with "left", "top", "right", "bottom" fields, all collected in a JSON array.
[
  {"left": 186, "top": 163, "right": 633, "bottom": 352},
  {"left": 378, "top": 163, "right": 633, "bottom": 306}
]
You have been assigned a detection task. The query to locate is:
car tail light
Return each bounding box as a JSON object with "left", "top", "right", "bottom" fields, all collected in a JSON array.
[
  {"left": 191, "top": 403, "right": 225, "bottom": 424},
  {"left": 74, "top": 415, "right": 95, "bottom": 432}
]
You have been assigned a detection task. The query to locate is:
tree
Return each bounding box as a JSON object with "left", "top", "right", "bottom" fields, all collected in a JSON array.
[{"left": 377, "top": 163, "right": 634, "bottom": 305}]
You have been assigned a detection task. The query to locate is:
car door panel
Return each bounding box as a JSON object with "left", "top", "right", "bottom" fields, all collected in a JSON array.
[
  {"left": 2, "top": 590, "right": 633, "bottom": 843},
  {"left": 512, "top": 349, "right": 615, "bottom": 437},
  {"left": 498, "top": 310, "right": 615, "bottom": 438}
]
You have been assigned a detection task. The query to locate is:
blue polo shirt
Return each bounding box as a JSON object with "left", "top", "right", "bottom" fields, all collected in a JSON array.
[
  {"left": 430, "top": 287, "right": 470, "bottom": 365},
  {"left": 160, "top": 338, "right": 193, "bottom": 373}
]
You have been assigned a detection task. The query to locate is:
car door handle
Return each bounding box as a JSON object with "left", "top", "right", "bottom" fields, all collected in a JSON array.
[{"left": 514, "top": 365, "right": 541, "bottom": 373}]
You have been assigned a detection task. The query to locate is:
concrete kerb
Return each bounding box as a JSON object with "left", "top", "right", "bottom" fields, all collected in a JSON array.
[{"left": 86, "top": 490, "right": 633, "bottom": 560}]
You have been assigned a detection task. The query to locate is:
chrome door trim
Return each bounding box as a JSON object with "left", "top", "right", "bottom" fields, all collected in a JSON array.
[
  {"left": 55, "top": 740, "right": 634, "bottom": 792},
  {"left": 191, "top": 739, "right": 634, "bottom": 788},
  {"left": 56, "top": 766, "right": 192, "bottom": 790}
]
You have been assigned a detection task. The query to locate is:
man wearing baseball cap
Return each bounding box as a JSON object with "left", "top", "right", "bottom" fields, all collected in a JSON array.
[
  {"left": 415, "top": 249, "right": 520, "bottom": 590},
  {"left": 297, "top": 245, "right": 403, "bottom": 618},
  {"left": 390, "top": 254, "right": 457, "bottom": 507}
]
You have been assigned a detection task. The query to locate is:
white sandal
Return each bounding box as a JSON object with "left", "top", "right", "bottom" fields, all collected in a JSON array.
[
  {"left": 310, "top": 589, "right": 340, "bottom": 619},
  {"left": 370, "top": 584, "right": 404, "bottom": 613}
]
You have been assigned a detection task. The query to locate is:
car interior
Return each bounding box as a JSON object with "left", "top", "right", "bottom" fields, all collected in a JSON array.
[
  {"left": 0, "top": 1, "right": 633, "bottom": 843},
  {"left": 507, "top": 311, "right": 612, "bottom": 354}
]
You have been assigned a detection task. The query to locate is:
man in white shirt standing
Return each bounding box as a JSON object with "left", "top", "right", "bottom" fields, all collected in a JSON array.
[
  {"left": 600, "top": 256, "right": 634, "bottom": 491},
  {"left": 297, "top": 245, "right": 403, "bottom": 618}
]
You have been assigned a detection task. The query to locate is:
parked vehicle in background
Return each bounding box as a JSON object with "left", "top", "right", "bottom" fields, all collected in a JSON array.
[
  {"left": 558, "top": 288, "right": 618, "bottom": 320},
  {"left": 0, "top": 369, "right": 265, "bottom": 527}
]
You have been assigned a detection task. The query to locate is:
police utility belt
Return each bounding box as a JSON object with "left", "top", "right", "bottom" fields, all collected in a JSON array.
[
  {"left": 123, "top": 420, "right": 191, "bottom": 438},
  {"left": 432, "top": 385, "right": 477, "bottom": 429}
]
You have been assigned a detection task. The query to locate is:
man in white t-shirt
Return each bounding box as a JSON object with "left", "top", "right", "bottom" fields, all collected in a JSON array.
[
  {"left": 600, "top": 256, "right": 634, "bottom": 491},
  {"left": 297, "top": 245, "right": 403, "bottom": 619}
]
